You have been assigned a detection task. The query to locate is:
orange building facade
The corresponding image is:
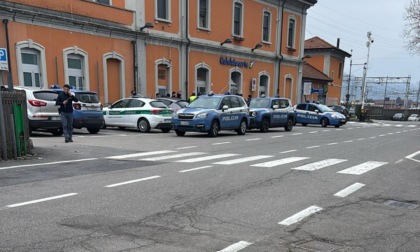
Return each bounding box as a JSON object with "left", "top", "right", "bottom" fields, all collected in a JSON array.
[{"left": 0, "top": 0, "right": 317, "bottom": 105}]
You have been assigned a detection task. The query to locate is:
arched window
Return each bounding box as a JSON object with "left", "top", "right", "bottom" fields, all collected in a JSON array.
[
  {"left": 230, "top": 69, "right": 242, "bottom": 95},
  {"left": 155, "top": 59, "right": 172, "bottom": 97},
  {"left": 259, "top": 74, "right": 270, "bottom": 97},
  {"left": 63, "top": 46, "right": 89, "bottom": 90},
  {"left": 16, "top": 40, "right": 47, "bottom": 88},
  {"left": 195, "top": 63, "right": 211, "bottom": 95},
  {"left": 287, "top": 16, "right": 296, "bottom": 49}
]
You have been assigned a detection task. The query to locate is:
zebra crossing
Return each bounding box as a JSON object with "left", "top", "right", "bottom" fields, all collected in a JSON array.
[{"left": 106, "top": 150, "right": 389, "bottom": 175}]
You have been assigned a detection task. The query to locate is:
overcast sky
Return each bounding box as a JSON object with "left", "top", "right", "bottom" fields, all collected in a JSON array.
[{"left": 305, "top": 0, "right": 420, "bottom": 100}]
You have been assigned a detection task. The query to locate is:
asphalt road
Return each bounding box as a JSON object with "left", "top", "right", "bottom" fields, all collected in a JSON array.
[{"left": 0, "top": 120, "right": 419, "bottom": 252}]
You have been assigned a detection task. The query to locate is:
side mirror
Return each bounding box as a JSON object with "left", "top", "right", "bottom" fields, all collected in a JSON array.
[
  {"left": 222, "top": 105, "right": 229, "bottom": 111},
  {"left": 273, "top": 105, "right": 279, "bottom": 109},
  {"left": 315, "top": 109, "right": 319, "bottom": 113}
]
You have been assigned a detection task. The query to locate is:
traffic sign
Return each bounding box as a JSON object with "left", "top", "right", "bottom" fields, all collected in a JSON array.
[{"left": 0, "top": 48, "right": 8, "bottom": 71}]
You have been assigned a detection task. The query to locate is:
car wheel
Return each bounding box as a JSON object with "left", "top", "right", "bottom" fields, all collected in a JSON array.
[
  {"left": 237, "top": 119, "right": 247, "bottom": 135},
  {"left": 138, "top": 119, "right": 151, "bottom": 133},
  {"left": 301, "top": 123, "right": 307, "bottom": 126},
  {"left": 208, "top": 120, "right": 219, "bottom": 137},
  {"left": 87, "top": 127, "right": 100, "bottom": 134},
  {"left": 321, "top": 118, "right": 329, "bottom": 127},
  {"left": 101, "top": 123, "right": 107, "bottom": 129},
  {"left": 161, "top": 128, "right": 171, "bottom": 133},
  {"left": 50, "top": 128, "right": 63, "bottom": 136},
  {"left": 260, "top": 118, "right": 269, "bottom": 133},
  {"left": 175, "top": 129, "right": 186, "bottom": 136},
  {"left": 284, "top": 118, "right": 294, "bottom": 131},
  {"left": 334, "top": 125, "right": 340, "bottom": 128},
  {"left": 118, "top": 126, "right": 126, "bottom": 130}
]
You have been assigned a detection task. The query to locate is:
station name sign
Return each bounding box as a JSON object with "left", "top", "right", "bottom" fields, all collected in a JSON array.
[{"left": 220, "top": 57, "right": 254, "bottom": 69}]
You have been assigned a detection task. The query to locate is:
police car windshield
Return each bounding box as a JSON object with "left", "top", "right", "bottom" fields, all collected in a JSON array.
[
  {"left": 317, "top": 104, "right": 334, "bottom": 112},
  {"left": 249, "top": 99, "right": 270, "bottom": 108},
  {"left": 188, "top": 97, "right": 221, "bottom": 109}
]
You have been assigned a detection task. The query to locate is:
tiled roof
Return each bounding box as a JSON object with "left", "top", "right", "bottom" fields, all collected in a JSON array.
[
  {"left": 304, "top": 36, "right": 351, "bottom": 57},
  {"left": 302, "top": 63, "right": 333, "bottom": 82}
]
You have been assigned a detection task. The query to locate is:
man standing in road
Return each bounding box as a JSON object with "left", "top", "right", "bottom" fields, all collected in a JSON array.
[{"left": 56, "top": 84, "right": 78, "bottom": 143}]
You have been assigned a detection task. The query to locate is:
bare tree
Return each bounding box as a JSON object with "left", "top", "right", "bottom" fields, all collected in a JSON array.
[{"left": 403, "top": 0, "right": 420, "bottom": 54}]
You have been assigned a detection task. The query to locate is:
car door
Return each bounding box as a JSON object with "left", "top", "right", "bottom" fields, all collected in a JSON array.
[
  {"left": 106, "top": 99, "right": 129, "bottom": 126},
  {"left": 295, "top": 103, "right": 308, "bottom": 123},
  {"left": 219, "top": 97, "right": 235, "bottom": 129},
  {"left": 307, "top": 104, "right": 321, "bottom": 124},
  {"left": 271, "top": 99, "right": 288, "bottom": 126},
  {"left": 124, "top": 99, "right": 145, "bottom": 127}
]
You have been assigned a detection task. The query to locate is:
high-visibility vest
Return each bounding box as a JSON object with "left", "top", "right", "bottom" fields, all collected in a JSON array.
[{"left": 189, "top": 95, "right": 197, "bottom": 102}]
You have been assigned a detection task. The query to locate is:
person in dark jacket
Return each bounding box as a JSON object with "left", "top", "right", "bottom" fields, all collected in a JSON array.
[{"left": 56, "top": 84, "right": 78, "bottom": 143}]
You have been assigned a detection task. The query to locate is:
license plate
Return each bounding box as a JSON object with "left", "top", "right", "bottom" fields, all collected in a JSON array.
[
  {"left": 180, "top": 121, "right": 189, "bottom": 125},
  {"left": 51, "top": 116, "right": 61, "bottom": 120},
  {"left": 164, "top": 119, "right": 171, "bottom": 122}
]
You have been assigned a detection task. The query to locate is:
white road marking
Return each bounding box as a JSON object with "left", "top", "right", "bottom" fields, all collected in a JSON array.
[
  {"left": 0, "top": 158, "right": 98, "bottom": 171},
  {"left": 292, "top": 159, "right": 347, "bottom": 171},
  {"left": 347, "top": 128, "right": 353, "bottom": 130},
  {"left": 280, "top": 150, "right": 297, "bottom": 154},
  {"left": 140, "top": 152, "right": 206, "bottom": 161},
  {"left": 334, "top": 183, "right": 365, "bottom": 198},
  {"left": 292, "top": 133, "right": 303, "bottom": 135},
  {"left": 217, "top": 241, "right": 253, "bottom": 252},
  {"left": 309, "top": 131, "right": 318, "bottom": 134},
  {"left": 7, "top": 193, "right": 78, "bottom": 208},
  {"left": 278, "top": 206, "right": 323, "bottom": 226},
  {"left": 212, "top": 142, "right": 231, "bottom": 145},
  {"left": 327, "top": 142, "right": 338, "bottom": 145},
  {"left": 357, "top": 138, "right": 365, "bottom": 141},
  {"left": 107, "top": 150, "right": 176, "bottom": 159},
  {"left": 408, "top": 125, "right": 416, "bottom": 128},
  {"left": 387, "top": 133, "right": 394, "bottom": 135},
  {"left": 406, "top": 151, "right": 420, "bottom": 163},
  {"left": 105, "top": 176, "right": 160, "bottom": 188},
  {"left": 370, "top": 136, "right": 376, "bottom": 139},
  {"left": 246, "top": 138, "right": 261, "bottom": 141},
  {"left": 176, "top": 154, "right": 239, "bottom": 163},
  {"left": 335, "top": 128, "right": 343, "bottom": 131},
  {"left": 179, "top": 166, "right": 213, "bottom": 173},
  {"left": 343, "top": 140, "right": 353, "bottom": 143},
  {"left": 213, "top": 155, "right": 273, "bottom": 165},
  {"left": 322, "top": 130, "right": 330, "bottom": 132},
  {"left": 395, "top": 132, "right": 401, "bottom": 134},
  {"left": 379, "top": 134, "right": 386, "bottom": 137},
  {"left": 395, "top": 159, "right": 404, "bottom": 164},
  {"left": 177, "top": 146, "right": 197, "bottom": 150},
  {"left": 307, "top": 145, "right": 320, "bottom": 149},
  {"left": 251, "top": 157, "right": 309, "bottom": 168},
  {"left": 337, "top": 161, "right": 388, "bottom": 175},
  {"left": 271, "top": 135, "right": 284, "bottom": 138},
  {"left": 396, "top": 125, "right": 403, "bottom": 127}
]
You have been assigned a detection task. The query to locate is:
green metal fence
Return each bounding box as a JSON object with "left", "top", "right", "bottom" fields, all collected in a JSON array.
[{"left": 0, "top": 90, "right": 31, "bottom": 160}]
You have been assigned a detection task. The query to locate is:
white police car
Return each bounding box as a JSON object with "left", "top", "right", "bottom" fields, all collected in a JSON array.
[
  {"left": 249, "top": 97, "right": 295, "bottom": 132},
  {"left": 295, "top": 102, "right": 346, "bottom": 128},
  {"left": 172, "top": 93, "right": 249, "bottom": 137}
]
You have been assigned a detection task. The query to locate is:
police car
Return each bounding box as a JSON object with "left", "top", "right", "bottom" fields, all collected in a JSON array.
[
  {"left": 249, "top": 97, "right": 295, "bottom": 132},
  {"left": 103, "top": 98, "right": 172, "bottom": 133},
  {"left": 294, "top": 102, "right": 346, "bottom": 128},
  {"left": 171, "top": 92, "right": 249, "bottom": 137}
]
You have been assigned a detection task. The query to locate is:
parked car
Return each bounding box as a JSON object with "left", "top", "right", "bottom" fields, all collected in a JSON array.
[
  {"left": 407, "top": 114, "right": 420, "bottom": 121},
  {"left": 172, "top": 92, "right": 249, "bottom": 137},
  {"left": 392, "top": 113, "right": 406, "bottom": 121},
  {"left": 14, "top": 86, "right": 63, "bottom": 136},
  {"left": 248, "top": 97, "right": 295, "bottom": 132},
  {"left": 349, "top": 106, "right": 356, "bottom": 117},
  {"left": 54, "top": 89, "right": 104, "bottom": 134},
  {"left": 103, "top": 98, "right": 173, "bottom": 133},
  {"left": 294, "top": 103, "right": 347, "bottom": 128},
  {"left": 156, "top": 97, "right": 189, "bottom": 113},
  {"left": 328, "top": 105, "right": 350, "bottom": 121}
]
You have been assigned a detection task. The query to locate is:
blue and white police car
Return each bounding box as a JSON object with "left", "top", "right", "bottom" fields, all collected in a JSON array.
[
  {"left": 172, "top": 92, "right": 249, "bottom": 137},
  {"left": 249, "top": 97, "right": 295, "bottom": 132},
  {"left": 294, "top": 102, "right": 346, "bottom": 128}
]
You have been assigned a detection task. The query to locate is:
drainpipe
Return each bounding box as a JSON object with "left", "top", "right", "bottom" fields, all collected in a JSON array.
[
  {"left": 3, "top": 19, "right": 13, "bottom": 90},
  {"left": 132, "top": 40, "right": 138, "bottom": 94},
  {"left": 185, "top": 0, "right": 191, "bottom": 100},
  {"left": 276, "top": 0, "right": 287, "bottom": 96}
]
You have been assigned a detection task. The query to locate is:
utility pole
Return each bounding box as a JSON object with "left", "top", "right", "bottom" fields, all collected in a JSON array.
[
  {"left": 404, "top": 76, "right": 411, "bottom": 108},
  {"left": 346, "top": 49, "right": 353, "bottom": 107},
  {"left": 417, "top": 81, "right": 420, "bottom": 108},
  {"left": 361, "top": 31, "right": 373, "bottom": 111}
]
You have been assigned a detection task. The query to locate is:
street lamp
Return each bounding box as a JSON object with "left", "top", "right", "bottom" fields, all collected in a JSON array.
[
  {"left": 220, "top": 38, "right": 232, "bottom": 46},
  {"left": 251, "top": 43, "right": 263, "bottom": 52},
  {"left": 361, "top": 31, "right": 374, "bottom": 110},
  {"left": 139, "top": 22, "right": 154, "bottom": 32}
]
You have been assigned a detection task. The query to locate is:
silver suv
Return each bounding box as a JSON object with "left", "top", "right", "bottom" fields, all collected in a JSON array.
[{"left": 14, "top": 86, "right": 63, "bottom": 136}]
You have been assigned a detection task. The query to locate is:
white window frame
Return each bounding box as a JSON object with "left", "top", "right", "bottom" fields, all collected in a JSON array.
[
  {"left": 197, "top": 0, "right": 211, "bottom": 30},
  {"left": 195, "top": 62, "right": 212, "bottom": 95},
  {"left": 287, "top": 16, "right": 296, "bottom": 49},
  {"left": 229, "top": 67, "right": 243, "bottom": 95},
  {"left": 103, "top": 51, "right": 126, "bottom": 104},
  {"left": 63, "top": 46, "right": 90, "bottom": 90},
  {"left": 232, "top": 0, "right": 244, "bottom": 38},
  {"left": 262, "top": 10, "right": 272, "bottom": 44},
  {"left": 15, "top": 40, "right": 48, "bottom": 88},
  {"left": 258, "top": 71, "right": 271, "bottom": 97},
  {"left": 155, "top": 0, "right": 172, "bottom": 23},
  {"left": 155, "top": 58, "right": 172, "bottom": 96},
  {"left": 95, "top": 0, "right": 112, "bottom": 5}
]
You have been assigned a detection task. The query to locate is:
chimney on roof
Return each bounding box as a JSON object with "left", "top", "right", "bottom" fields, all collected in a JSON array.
[{"left": 336, "top": 38, "right": 340, "bottom": 48}]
